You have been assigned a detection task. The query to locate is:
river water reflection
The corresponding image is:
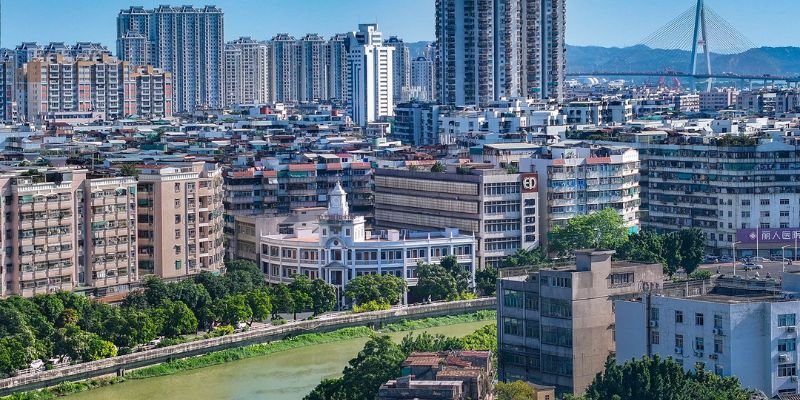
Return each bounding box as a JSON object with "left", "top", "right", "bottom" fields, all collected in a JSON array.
[{"left": 70, "top": 321, "right": 493, "bottom": 400}]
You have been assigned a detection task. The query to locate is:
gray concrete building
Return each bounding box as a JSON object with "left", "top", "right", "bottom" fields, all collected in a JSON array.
[
  {"left": 374, "top": 167, "right": 539, "bottom": 268},
  {"left": 497, "top": 250, "right": 664, "bottom": 394}
]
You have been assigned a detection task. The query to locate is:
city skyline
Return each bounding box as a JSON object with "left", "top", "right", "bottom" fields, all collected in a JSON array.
[{"left": 5, "top": 0, "right": 800, "bottom": 50}]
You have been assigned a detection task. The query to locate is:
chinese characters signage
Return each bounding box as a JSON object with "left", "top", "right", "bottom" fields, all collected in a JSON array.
[{"left": 736, "top": 229, "right": 800, "bottom": 244}]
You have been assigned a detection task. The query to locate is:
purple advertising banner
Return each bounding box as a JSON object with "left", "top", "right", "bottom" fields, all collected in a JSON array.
[{"left": 736, "top": 228, "right": 800, "bottom": 244}]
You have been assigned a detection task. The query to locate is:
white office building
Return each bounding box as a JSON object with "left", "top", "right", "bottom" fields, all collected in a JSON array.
[
  {"left": 616, "top": 276, "right": 800, "bottom": 398},
  {"left": 260, "top": 182, "right": 477, "bottom": 304},
  {"left": 384, "top": 36, "right": 411, "bottom": 103},
  {"left": 271, "top": 34, "right": 299, "bottom": 103},
  {"left": 347, "top": 24, "right": 394, "bottom": 126},
  {"left": 411, "top": 56, "right": 436, "bottom": 102}
]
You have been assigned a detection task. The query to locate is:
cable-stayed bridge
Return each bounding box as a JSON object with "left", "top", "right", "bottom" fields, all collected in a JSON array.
[{"left": 566, "top": 0, "right": 799, "bottom": 89}]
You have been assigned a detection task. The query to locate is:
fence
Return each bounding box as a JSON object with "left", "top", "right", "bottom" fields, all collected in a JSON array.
[{"left": 0, "top": 297, "right": 496, "bottom": 395}]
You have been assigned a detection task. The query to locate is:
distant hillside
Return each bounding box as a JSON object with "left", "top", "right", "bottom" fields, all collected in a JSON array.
[
  {"left": 567, "top": 45, "right": 800, "bottom": 76},
  {"left": 407, "top": 41, "right": 433, "bottom": 58}
]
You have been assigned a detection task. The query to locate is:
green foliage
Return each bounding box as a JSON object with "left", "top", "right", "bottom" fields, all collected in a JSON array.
[
  {"left": 204, "top": 325, "right": 235, "bottom": 339},
  {"left": 584, "top": 356, "right": 750, "bottom": 400},
  {"left": 496, "top": 380, "right": 536, "bottom": 400},
  {"left": 213, "top": 295, "right": 252, "bottom": 326},
  {"left": 677, "top": 228, "right": 706, "bottom": 274},
  {"left": 337, "top": 335, "right": 407, "bottom": 400},
  {"left": 310, "top": 279, "right": 338, "bottom": 315},
  {"left": 616, "top": 231, "right": 665, "bottom": 265},
  {"left": 159, "top": 301, "right": 198, "bottom": 337},
  {"left": 415, "top": 262, "right": 459, "bottom": 301},
  {"left": 440, "top": 255, "right": 470, "bottom": 294},
  {"left": 615, "top": 228, "right": 706, "bottom": 275},
  {"left": 502, "top": 248, "right": 548, "bottom": 268},
  {"left": 475, "top": 266, "right": 498, "bottom": 296},
  {"left": 688, "top": 269, "right": 712, "bottom": 280},
  {"left": 269, "top": 284, "right": 295, "bottom": 317},
  {"left": 430, "top": 161, "right": 445, "bottom": 173},
  {"left": 344, "top": 274, "right": 406, "bottom": 306},
  {"left": 119, "top": 163, "right": 139, "bottom": 177},
  {"left": 549, "top": 208, "right": 629, "bottom": 256},
  {"left": 352, "top": 301, "right": 391, "bottom": 313},
  {"left": 399, "top": 331, "right": 463, "bottom": 354},
  {"left": 245, "top": 289, "right": 272, "bottom": 323},
  {"left": 459, "top": 324, "right": 497, "bottom": 352}
]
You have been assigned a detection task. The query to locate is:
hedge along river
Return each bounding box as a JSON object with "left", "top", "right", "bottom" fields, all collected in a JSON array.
[{"left": 69, "top": 320, "right": 492, "bottom": 400}]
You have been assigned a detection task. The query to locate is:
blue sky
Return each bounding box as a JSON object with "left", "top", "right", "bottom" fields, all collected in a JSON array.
[{"left": 2, "top": 0, "right": 798, "bottom": 48}]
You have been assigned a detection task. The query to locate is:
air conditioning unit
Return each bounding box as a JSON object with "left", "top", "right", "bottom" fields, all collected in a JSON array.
[
  {"left": 694, "top": 351, "right": 703, "bottom": 358},
  {"left": 649, "top": 320, "right": 658, "bottom": 328},
  {"left": 674, "top": 347, "right": 683, "bottom": 355},
  {"left": 788, "top": 326, "right": 797, "bottom": 333},
  {"left": 709, "top": 354, "right": 718, "bottom": 360},
  {"left": 780, "top": 354, "right": 790, "bottom": 363},
  {"left": 712, "top": 328, "right": 723, "bottom": 336},
  {"left": 792, "top": 376, "right": 798, "bottom": 383}
]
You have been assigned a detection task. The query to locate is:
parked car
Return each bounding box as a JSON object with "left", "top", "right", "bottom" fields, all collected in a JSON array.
[
  {"left": 720, "top": 256, "right": 732, "bottom": 262},
  {"left": 742, "top": 262, "right": 763, "bottom": 270}
]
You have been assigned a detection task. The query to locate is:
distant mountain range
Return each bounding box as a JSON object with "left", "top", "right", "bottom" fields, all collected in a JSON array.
[
  {"left": 403, "top": 42, "right": 800, "bottom": 77},
  {"left": 567, "top": 45, "right": 800, "bottom": 76}
]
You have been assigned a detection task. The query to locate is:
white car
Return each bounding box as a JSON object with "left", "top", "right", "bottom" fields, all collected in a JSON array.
[{"left": 742, "top": 263, "right": 763, "bottom": 270}]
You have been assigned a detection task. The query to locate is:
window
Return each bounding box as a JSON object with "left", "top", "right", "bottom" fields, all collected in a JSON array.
[
  {"left": 714, "top": 339, "right": 723, "bottom": 354},
  {"left": 503, "top": 317, "right": 523, "bottom": 336},
  {"left": 175, "top": 214, "right": 181, "bottom": 224},
  {"left": 650, "top": 330, "right": 660, "bottom": 345},
  {"left": 175, "top": 229, "right": 181, "bottom": 239},
  {"left": 542, "top": 325, "right": 573, "bottom": 348},
  {"left": 761, "top": 211, "right": 770, "bottom": 218},
  {"left": 541, "top": 297, "right": 572, "bottom": 319},
  {"left": 741, "top": 199, "right": 750, "bottom": 206},
  {"left": 714, "top": 314, "right": 723, "bottom": 329},
  {"left": 610, "top": 272, "right": 634, "bottom": 286},
  {"left": 741, "top": 211, "right": 750, "bottom": 218},
  {"left": 695, "top": 313, "right": 704, "bottom": 326},
  {"left": 675, "top": 310, "right": 684, "bottom": 324},
  {"left": 174, "top": 183, "right": 181, "bottom": 193},
  {"left": 780, "top": 211, "right": 790, "bottom": 217},
  {"left": 760, "top": 223, "right": 770, "bottom": 229},
  {"left": 175, "top": 199, "right": 181, "bottom": 208},
  {"left": 779, "top": 363, "right": 797, "bottom": 377},
  {"left": 650, "top": 307, "right": 660, "bottom": 321},
  {"left": 525, "top": 319, "right": 540, "bottom": 339},
  {"left": 175, "top": 260, "right": 181, "bottom": 270},
  {"left": 760, "top": 199, "right": 770, "bottom": 206},
  {"left": 503, "top": 290, "right": 522, "bottom": 308},
  {"left": 675, "top": 334, "right": 684, "bottom": 349},
  {"left": 781, "top": 199, "right": 790, "bottom": 205},
  {"left": 175, "top": 246, "right": 181, "bottom": 255},
  {"left": 524, "top": 295, "right": 539, "bottom": 311},
  {"left": 695, "top": 337, "right": 704, "bottom": 352},
  {"left": 779, "top": 314, "right": 796, "bottom": 327},
  {"left": 779, "top": 339, "right": 797, "bottom": 352}
]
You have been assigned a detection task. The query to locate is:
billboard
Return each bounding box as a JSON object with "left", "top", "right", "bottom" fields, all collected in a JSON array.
[
  {"left": 736, "top": 228, "right": 800, "bottom": 244},
  {"left": 521, "top": 173, "right": 539, "bottom": 193}
]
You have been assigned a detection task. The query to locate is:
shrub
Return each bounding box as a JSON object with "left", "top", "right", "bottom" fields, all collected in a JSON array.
[
  {"left": 352, "top": 301, "right": 391, "bottom": 313},
  {"left": 204, "top": 325, "right": 235, "bottom": 338}
]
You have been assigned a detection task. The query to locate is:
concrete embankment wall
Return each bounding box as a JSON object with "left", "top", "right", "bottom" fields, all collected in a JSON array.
[{"left": 0, "top": 297, "right": 496, "bottom": 395}]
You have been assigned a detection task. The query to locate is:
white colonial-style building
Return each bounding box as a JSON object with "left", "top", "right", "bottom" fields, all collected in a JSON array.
[{"left": 260, "top": 182, "right": 477, "bottom": 303}]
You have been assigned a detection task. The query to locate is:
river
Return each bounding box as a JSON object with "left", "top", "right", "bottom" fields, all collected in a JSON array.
[{"left": 70, "top": 321, "right": 493, "bottom": 400}]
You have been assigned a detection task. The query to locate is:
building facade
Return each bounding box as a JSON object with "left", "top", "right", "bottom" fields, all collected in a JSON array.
[
  {"left": 616, "top": 277, "right": 800, "bottom": 398},
  {"left": 136, "top": 162, "right": 225, "bottom": 280},
  {"left": 348, "top": 24, "right": 394, "bottom": 126},
  {"left": 260, "top": 183, "right": 477, "bottom": 303},
  {"left": 327, "top": 34, "right": 350, "bottom": 106},
  {"left": 270, "top": 34, "right": 300, "bottom": 103},
  {"left": 497, "top": 250, "right": 663, "bottom": 394},
  {"left": 384, "top": 36, "right": 411, "bottom": 103},
  {"left": 521, "top": 142, "right": 641, "bottom": 248},
  {"left": 374, "top": 168, "right": 539, "bottom": 268},
  {"left": 117, "top": 5, "right": 224, "bottom": 112},
  {"left": 0, "top": 169, "right": 138, "bottom": 299},
  {"left": 435, "top": 0, "right": 566, "bottom": 105},
  {"left": 299, "top": 34, "right": 329, "bottom": 102},
  {"left": 410, "top": 56, "right": 436, "bottom": 102},
  {"left": 224, "top": 37, "right": 271, "bottom": 106}
]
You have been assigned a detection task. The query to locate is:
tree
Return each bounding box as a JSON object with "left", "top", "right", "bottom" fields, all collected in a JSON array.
[
  {"left": 159, "top": 300, "right": 198, "bottom": 337},
  {"left": 662, "top": 232, "right": 683, "bottom": 275},
  {"left": 288, "top": 275, "right": 314, "bottom": 319},
  {"left": 415, "top": 262, "right": 459, "bottom": 301},
  {"left": 502, "top": 248, "right": 548, "bottom": 268},
  {"left": 430, "top": 162, "right": 445, "bottom": 173},
  {"left": 54, "top": 325, "right": 116, "bottom": 362},
  {"left": 225, "top": 259, "right": 264, "bottom": 294},
  {"left": 616, "top": 231, "right": 665, "bottom": 265},
  {"left": 142, "top": 276, "right": 171, "bottom": 306},
  {"left": 195, "top": 272, "right": 231, "bottom": 300},
  {"left": 460, "top": 324, "right": 497, "bottom": 352},
  {"left": 583, "top": 356, "right": 749, "bottom": 400},
  {"left": 269, "top": 284, "right": 295, "bottom": 319},
  {"left": 548, "top": 208, "right": 629, "bottom": 257},
  {"left": 475, "top": 266, "right": 498, "bottom": 296},
  {"left": 344, "top": 274, "right": 405, "bottom": 306},
  {"left": 399, "top": 332, "right": 463, "bottom": 354},
  {"left": 214, "top": 295, "right": 252, "bottom": 326},
  {"left": 496, "top": 381, "right": 537, "bottom": 400},
  {"left": 310, "top": 279, "right": 337, "bottom": 315},
  {"left": 338, "top": 335, "right": 407, "bottom": 400},
  {"left": 32, "top": 295, "right": 64, "bottom": 322},
  {"left": 245, "top": 289, "right": 272, "bottom": 324},
  {"left": 119, "top": 163, "right": 139, "bottom": 177},
  {"left": 102, "top": 309, "right": 158, "bottom": 348},
  {"left": 169, "top": 280, "right": 212, "bottom": 313},
  {"left": 678, "top": 228, "right": 705, "bottom": 274},
  {"left": 440, "top": 255, "right": 470, "bottom": 293}
]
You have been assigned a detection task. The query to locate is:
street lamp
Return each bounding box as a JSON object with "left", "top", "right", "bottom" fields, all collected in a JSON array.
[
  {"left": 783, "top": 245, "right": 791, "bottom": 273},
  {"left": 732, "top": 241, "right": 741, "bottom": 277}
]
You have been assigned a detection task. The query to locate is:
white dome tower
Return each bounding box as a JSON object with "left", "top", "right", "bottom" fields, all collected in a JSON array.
[{"left": 327, "top": 180, "right": 349, "bottom": 217}]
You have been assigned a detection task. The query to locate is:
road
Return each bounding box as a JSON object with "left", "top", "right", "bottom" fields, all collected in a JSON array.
[{"left": 699, "top": 260, "right": 800, "bottom": 280}]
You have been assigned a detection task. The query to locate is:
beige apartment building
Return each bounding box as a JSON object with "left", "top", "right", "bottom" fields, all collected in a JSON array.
[
  {"left": 0, "top": 168, "right": 138, "bottom": 298},
  {"left": 497, "top": 250, "right": 663, "bottom": 395},
  {"left": 136, "top": 162, "right": 225, "bottom": 280}
]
